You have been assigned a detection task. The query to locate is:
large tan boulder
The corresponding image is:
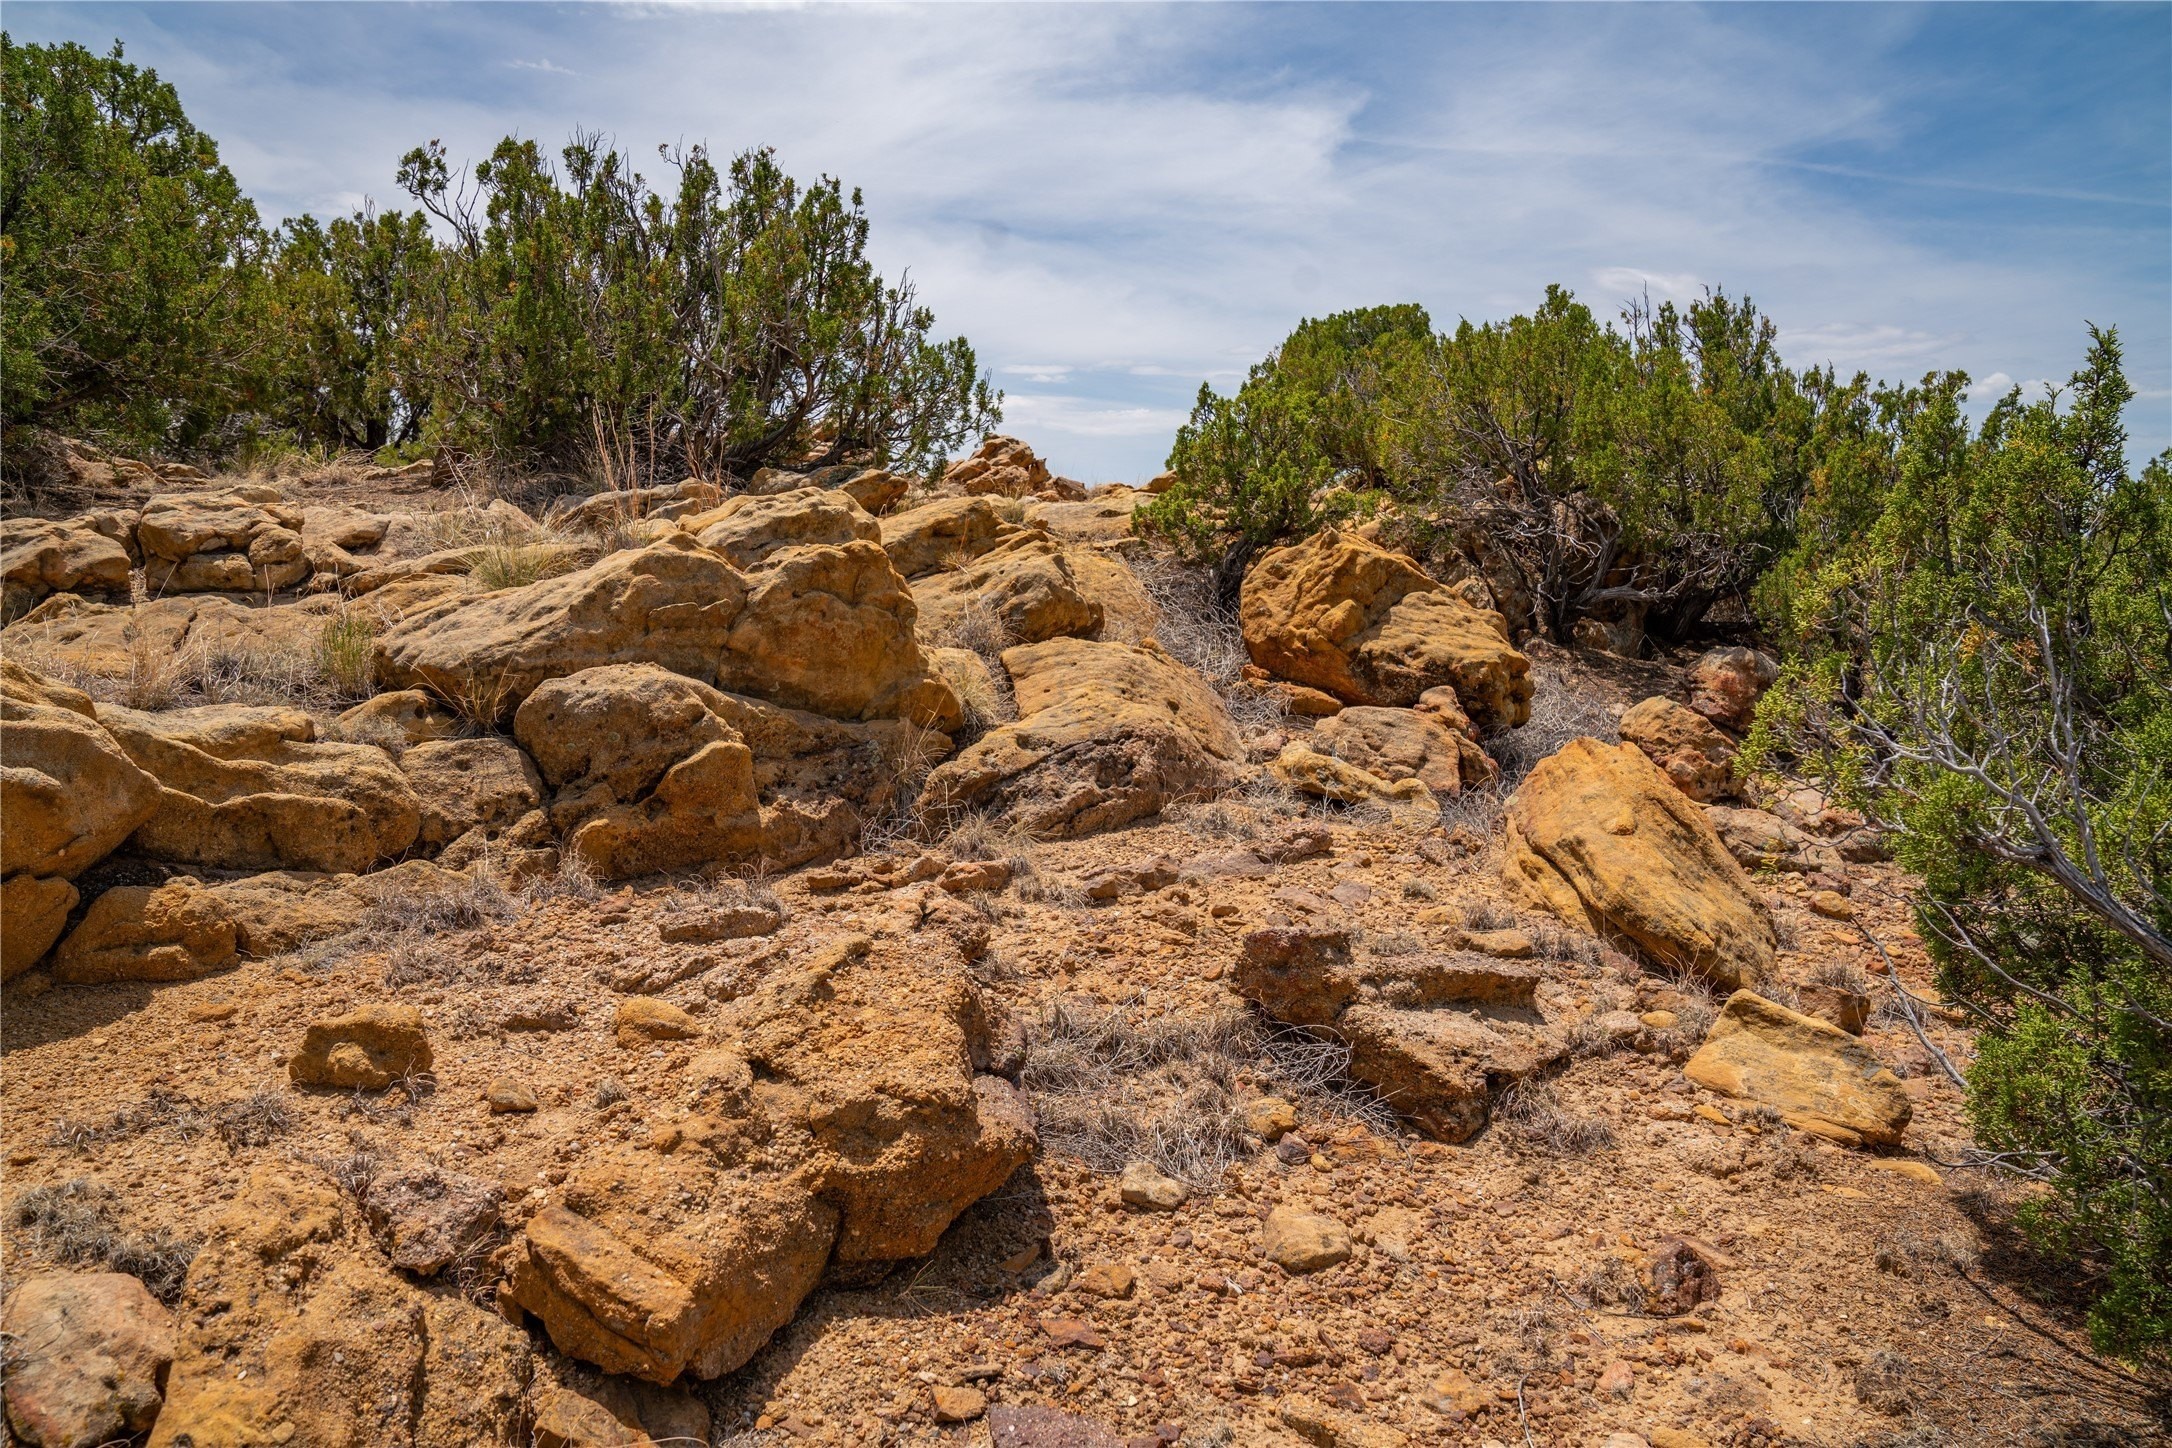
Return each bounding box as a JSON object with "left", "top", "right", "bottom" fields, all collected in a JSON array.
[
  {"left": 1685, "top": 991, "right": 1912, "bottom": 1147},
  {"left": 1503, "top": 738, "right": 1775, "bottom": 989},
  {"left": 879, "top": 496, "right": 1015, "bottom": 579},
  {"left": 51, "top": 879, "right": 238, "bottom": 984},
  {"left": 911, "top": 531, "right": 1104, "bottom": 646},
  {"left": 1311, "top": 704, "right": 1490, "bottom": 797},
  {"left": 546, "top": 478, "right": 724, "bottom": 532},
  {"left": 920, "top": 638, "right": 1242, "bottom": 837},
  {"left": 943, "top": 434, "right": 1053, "bottom": 498},
  {"left": 1, "top": 516, "right": 134, "bottom": 622},
  {"left": 137, "top": 487, "right": 311, "bottom": 593},
  {"left": 0, "top": 661, "right": 162, "bottom": 977},
  {"left": 1233, "top": 925, "right": 1563, "bottom": 1142},
  {"left": 1239, "top": 530, "right": 1532, "bottom": 730},
  {"left": 505, "top": 939, "right": 1034, "bottom": 1382},
  {"left": 98, "top": 704, "right": 422, "bottom": 874},
  {"left": 679, "top": 487, "right": 879, "bottom": 568},
  {"left": 1267, "top": 741, "right": 1437, "bottom": 813},
  {"left": 147, "top": 1167, "right": 530, "bottom": 1448},
  {"left": 374, "top": 531, "right": 959, "bottom": 729},
  {"left": 1685, "top": 646, "right": 1779, "bottom": 733},
  {"left": 1620, "top": 695, "right": 1739, "bottom": 802},
  {"left": 1, "top": 1272, "right": 176, "bottom": 1448},
  {"left": 398, "top": 737, "right": 544, "bottom": 850},
  {"left": 747, "top": 464, "right": 911, "bottom": 514}
]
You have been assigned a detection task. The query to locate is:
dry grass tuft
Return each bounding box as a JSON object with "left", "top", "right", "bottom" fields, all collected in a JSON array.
[
  {"left": 9, "top": 1178, "right": 199, "bottom": 1302},
  {"left": 49, "top": 1085, "right": 295, "bottom": 1155},
  {"left": 1494, "top": 1079, "right": 1619, "bottom": 1153}
]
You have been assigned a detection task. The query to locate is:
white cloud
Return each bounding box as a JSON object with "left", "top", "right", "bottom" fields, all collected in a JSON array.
[
  {"left": 1780, "top": 322, "right": 1964, "bottom": 370},
  {"left": 998, "top": 394, "right": 1193, "bottom": 440},
  {"left": 506, "top": 58, "right": 577, "bottom": 76},
  {"left": 1592, "top": 267, "right": 1706, "bottom": 303}
]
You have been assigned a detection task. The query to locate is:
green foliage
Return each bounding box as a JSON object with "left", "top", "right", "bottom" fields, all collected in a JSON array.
[
  {"left": 1, "top": 35, "right": 264, "bottom": 450},
  {"left": 395, "top": 136, "right": 998, "bottom": 478},
  {"left": 1138, "top": 304, "right": 1425, "bottom": 589},
  {"left": 1752, "top": 328, "right": 2172, "bottom": 1366}
]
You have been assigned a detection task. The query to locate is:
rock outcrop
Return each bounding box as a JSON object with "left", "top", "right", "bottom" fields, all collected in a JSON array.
[
  {"left": 942, "top": 435, "right": 1055, "bottom": 498},
  {"left": 0, "top": 662, "right": 163, "bottom": 976},
  {"left": 503, "top": 938, "right": 1034, "bottom": 1382},
  {"left": 1233, "top": 925, "right": 1563, "bottom": 1141},
  {"left": 1684, "top": 646, "right": 1779, "bottom": 733},
  {"left": 99, "top": 704, "right": 422, "bottom": 874},
  {"left": 1684, "top": 990, "right": 1912, "bottom": 1147},
  {"left": 546, "top": 479, "right": 725, "bottom": 532},
  {"left": 137, "top": 487, "right": 311, "bottom": 593},
  {"left": 2, "top": 516, "right": 134, "bottom": 622},
  {"left": 1503, "top": 738, "right": 1776, "bottom": 989},
  {"left": 147, "top": 1167, "right": 531, "bottom": 1448},
  {"left": 1619, "top": 695, "right": 1739, "bottom": 802},
  {"left": 911, "top": 531, "right": 1105, "bottom": 646},
  {"left": 920, "top": 638, "right": 1242, "bottom": 837},
  {"left": 1240, "top": 530, "right": 1532, "bottom": 730},
  {"left": 1311, "top": 704, "right": 1491, "bottom": 797},
  {"left": 398, "top": 737, "right": 545, "bottom": 850},
  {"left": 51, "top": 879, "right": 238, "bottom": 984},
  {"left": 879, "top": 496, "right": 1015, "bottom": 579}
]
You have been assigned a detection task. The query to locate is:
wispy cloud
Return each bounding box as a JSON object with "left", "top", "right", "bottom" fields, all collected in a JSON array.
[{"left": 505, "top": 57, "right": 577, "bottom": 76}]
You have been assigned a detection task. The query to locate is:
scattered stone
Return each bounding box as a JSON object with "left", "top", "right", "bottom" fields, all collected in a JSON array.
[
  {"left": 486, "top": 1079, "right": 539, "bottom": 1113},
  {"left": 1685, "top": 645, "right": 1779, "bottom": 733},
  {"left": 656, "top": 902, "right": 785, "bottom": 944},
  {"left": 1809, "top": 889, "right": 1856, "bottom": 920},
  {"left": 1685, "top": 990, "right": 1912, "bottom": 1146},
  {"left": 289, "top": 1003, "right": 433, "bottom": 1090},
  {"left": 1462, "top": 927, "right": 1532, "bottom": 959},
  {"left": 1796, "top": 981, "right": 1871, "bottom": 1035},
  {"left": 1119, "top": 1161, "right": 1188, "bottom": 1211},
  {"left": 1644, "top": 1236, "right": 1724, "bottom": 1315},
  {"left": 364, "top": 1164, "right": 502, "bottom": 1276},
  {"left": 939, "top": 859, "right": 1013, "bottom": 893},
  {"left": 0, "top": 1273, "right": 176, "bottom": 1448},
  {"left": 1598, "top": 1359, "right": 1637, "bottom": 1398},
  {"left": 1075, "top": 1262, "right": 1136, "bottom": 1299},
  {"left": 1279, "top": 1395, "right": 1411, "bottom": 1448},
  {"left": 613, "top": 998, "right": 703, "bottom": 1047},
  {"left": 1261, "top": 1206, "right": 1351, "bottom": 1273},
  {"left": 1245, "top": 1096, "right": 1297, "bottom": 1141},
  {"left": 933, "top": 1385, "right": 989, "bottom": 1423}
]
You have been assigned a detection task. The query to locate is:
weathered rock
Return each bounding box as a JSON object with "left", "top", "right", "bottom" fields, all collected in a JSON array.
[
  {"left": 921, "top": 638, "right": 1242, "bottom": 838},
  {"left": 1118, "top": 1161, "right": 1187, "bottom": 1211},
  {"left": 1269, "top": 742, "right": 1437, "bottom": 812},
  {"left": 988, "top": 1404, "right": 1124, "bottom": 1448},
  {"left": 1, "top": 516, "right": 134, "bottom": 622},
  {"left": 944, "top": 435, "right": 1054, "bottom": 498},
  {"left": 0, "top": 1272, "right": 175, "bottom": 1448},
  {"left": 207, "top": 860, "right": 478, "bottom": 957},
  {"left": 1620, "top": 695, "right": 1739, "bottom": 802},
  {"left": 99, "top": 704, "right": 422, "bottom": 874},
  {"left": 912, "top": 531, "right": 1105, "bottom": 646},
  {"left": 933, "top": 1385, "right": 990, "bottom": 1424},
  {"left": 504, "top": 941, "right": 1033, "bottom": 1382},
  {"left": 1685, "top": 645, "right": 1779, "bottom": 733},
  {"left": 1233, "top": 925, "right": 1561, "bottom": 1141},
  {"left": 880, "top": 495, "right": 1016, "bottom": 579},
  {"left": 399, "top": 737, "right": 545, "bottom": 849},
  {"left": 147, "top": 1167, "right": 530, "bottom": 1448},
  {"left": 375, "top": 531, "right": 959, "bottom": 729},
  {"left": 614, "top": 998, "right": 702, "bottom": 1047},
  {"left": 0, "top": 661, "right": 163, "bottom": 881},
  {"left": 1796, "top": 981, "right": 1872, "bottom": 1035},
  {"left": 680, "top": 487, "right": 880, "bottom": 569},
  {"left": 1684, "top": 990, "right": 1912, "bottom": 1146},
  {"left": 657, "top": 901, "right": 784, "bottom": 944},
  {"left": 330, "top": 689, "right": 462, "bottom": 750},
  {"left": 1024, "top": 489, "right": 1146, "bottom": 545},
  {"left": 1313, "top": 704, "right": 1491, "bottom": 796},
  {"left": 529, "top": 1379, "right": 710, "bottom": 1448},
  {"left": 50, "top": 880, "right": 237, "bottom": 984},
  {"left": 363, "top": 1164, "right": 502, "bottom": 1276},
  {"left": 547, "top": 479, "right": 725, "bottom": 532},
  {"left": 1261, "top": 1206, "right": 1351, "bottom": 1273},
  {"left": 2, "top": 873, "right": 78, "bottom": 981},
  {"left": 1240, "top": 529, "right": 1532, "bottom": 730},
  {"left": 1504, "top": 738, "right": 1776, "bottom": 989},
  {"left": 0, "top": 591, "right": 351, "bottom": 687},
  {"left": 137, "top": 488, "right": 312, "bottom": 593},
  {"left": 1702, "top": 803, "right": 1837, "bottom": 874},
  {"left": 290, "top": 1004, "right": 432, "bottom": 1090}
]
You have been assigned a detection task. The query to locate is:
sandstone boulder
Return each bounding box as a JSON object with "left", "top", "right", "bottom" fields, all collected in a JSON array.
[
  {"left": 880, "top": 496, "right": 1015, "bottom": 579},
  {"left": 1024, "top": 489, "right": 1147, "bottom": 545},
  {"left": 51, "top": 880, "right": 238, "bottom": 984},
  {"left": 1684, "top": 990, "right": 1911, "bottom": 1147},
  {"left": 1685, "top": 645, "right": 1779, "bottom": 733},
  {"left": 1, "top": 1272, "right": 176, "bottom": 1448},
  {"left": 1268, "top": 742, "right": 1437, "bottom": 812},
  {"left": 944, "top": 434, "right": 1053, "bottom": 497},
  {"left": 1233, "top": 925, "right": 1563, "bottom": 1141},
  {"left": 680, "top": 487, "right": 880, "bottom": 569},
  {"left": 399, "top": 737, "right": 545, "bottom": 849},
  {"left": 209, "top": 860, "right": 480, "bottom": 957},
  {"left": 0, "top": 592, "right": 348, "bottom": 688},
  {"left": 147, "top": 1167, "right": 530, "bottom": 1448},
  {"left": 546, "top": 479, "right": 725, "bottom": 532},
  {"left": 137, "top": 488, "right": 311, "bottom": 593},
  {"left": 1311, "top": 704, "right": 1491, "bottom": 796},
  {"left": 504, "top": 939, "right": 1034, "bottom": 1382},
  {"left": 912, "top": 531, "right": 1105, "bottom": 646},
  {"left": 1260, "top": 1207, "right": 1352, "bottom": 1273},
  {"left": 1620, "top": 695, "right": 1740, "bottom": 802},
  {"left": 290, "top": 1003, "right": 432, "bottom": 1090},
  {"left": 362, "top": 1164, "right": 502, "bottom": 1276},
  {"left": 2, "top": 874, "right": 78, "bottom": 982},
  {"left": 1, "top": 516, "right": 134, "bottom": 622},
  {"left": 99, "top": 704, "right": 421, "bottom": 874},
  {"left": 1503, "top": 738, "right": 1776, "bottom": 990},
  {"left": 1240, "top": 530, "right": 1532, "bottom": 730},
  {"left": 920, "top": 638, "right": 1242, "bottom": 838},
  {"left": 1702, "top": 803, "right": 1838, "bottom": 874},
  {"left": 329, "top": 689, "right": 462, "bottom": 751},
  {"left": 740, "top": 464, "right": 909, "bottom": 515}
]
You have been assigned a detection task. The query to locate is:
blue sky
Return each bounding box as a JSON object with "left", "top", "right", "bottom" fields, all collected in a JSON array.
[{"left": 10, "top": 2, "right": 2168, "bottom": 481}]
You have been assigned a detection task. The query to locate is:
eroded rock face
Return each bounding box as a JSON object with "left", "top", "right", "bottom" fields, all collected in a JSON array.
[
  {"left": 137, "top": 487, "right": 311, "bottom": 593},
  {"left": 1620, "top": 695, "right": 1739, "bottom": 803},
  {"left": 147, "top": 1167, "right": 531, "bottom": 1448},
  {"left": 1268, "top": 742, "right": 1437, "bottom": 812},
  {"left": 1233, "top": 925, "right": 1563, "bottom": 1141},
  {"left": 1503, "top": 738, "right": 1776, "bottom": 990},
  {"left": 921, "top": 638, "right": 1242, "bottom": 838},
  {"left": 680, "top": 487, "right": 880, "bottom": 570},
  {"left": 1684, "top": 990, "right": 1911, "bottom": 1147},
  {"left": 0, "top": 592, "right": 350, "bottom": 685},
  {"left": 399, "top": 737, "right": 545, "bottom": 850},
  {"left": 1, "top": 662, "right": 163, "bottom": 976},
  {"left": 911, "top": 532, "right": 1105, "bottom": 646},
  {"left": 51, "top": 880, "right": 238, "bottom": 984},
  {"left": 99, "top": 704, "right": 422, "bottom": 875},
  {"left": 504, "top": 938, "right": 1034, "bottom": 1383},
  {"left": 880, "top": 496, "right": 1016, "bottom": 579},
  {"left": 546, "top": 479, "right": 725, "bottom": 533},
  {"left": 1, "top": 1272, "right": 176, "bottom": 1448},
  {"left": 1, "top": 516, "right": 134, "bottom": 622},
  {"left": 1685, "top": 646, "right": 1779, "bottom": 733},
  {"left": 1311, "top": 704, "right": 1491, "bottom": 797},
  {"left": 375, "top": 529, "right": 959, "bottom": 730},
  {"left": 943, "top": 435, "right": 1054, "bottom": 498},
  {"left": 1240, "top": 530, "right": 1532, "bottom": 730}
]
